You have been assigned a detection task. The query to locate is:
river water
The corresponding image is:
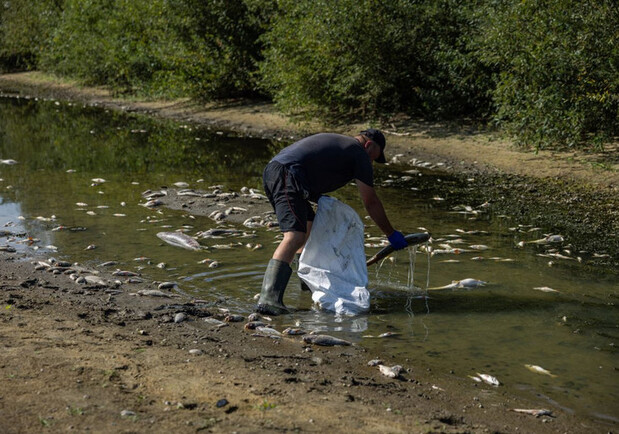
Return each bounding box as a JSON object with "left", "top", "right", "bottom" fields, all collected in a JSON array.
[{"left": 0, "top": 96, "right": 616, "bottom": 425}]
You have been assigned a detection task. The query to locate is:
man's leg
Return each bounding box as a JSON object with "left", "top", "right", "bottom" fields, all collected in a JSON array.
[{"left": 257, "top": 231, "right": 305, "bottom": 315}]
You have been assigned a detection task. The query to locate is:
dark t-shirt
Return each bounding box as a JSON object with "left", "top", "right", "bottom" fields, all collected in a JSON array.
[{"left": 272, "top": 133, "right": 373, "bottom": 200}]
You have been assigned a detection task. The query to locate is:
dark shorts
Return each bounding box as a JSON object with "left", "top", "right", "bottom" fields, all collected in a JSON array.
[{"left": 263, "top": 161, "right": 315, "bottom": 233}]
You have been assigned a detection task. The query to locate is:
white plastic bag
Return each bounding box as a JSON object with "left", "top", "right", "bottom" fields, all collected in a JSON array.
[{"left": 298, "top": 196, "right": 370, "bottom": 315}]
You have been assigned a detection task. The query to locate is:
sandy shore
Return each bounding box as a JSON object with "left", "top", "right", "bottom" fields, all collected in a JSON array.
[{"left": 0, "top": 71, "right": 616, "bottom": 433}]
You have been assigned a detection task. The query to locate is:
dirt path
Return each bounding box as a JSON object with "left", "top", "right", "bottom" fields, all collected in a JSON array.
[{"left": 0, "top": 71, "right": 617, "bottom": 433}]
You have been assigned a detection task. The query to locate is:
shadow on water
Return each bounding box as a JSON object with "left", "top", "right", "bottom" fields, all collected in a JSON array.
[{"left": 0, "top": 96, "right": 617, "bottom": 426}]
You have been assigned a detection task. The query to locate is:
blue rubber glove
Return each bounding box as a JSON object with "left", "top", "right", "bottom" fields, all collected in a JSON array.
[{"left": 388, "top": 230, "right": 408, "bottom": 250}]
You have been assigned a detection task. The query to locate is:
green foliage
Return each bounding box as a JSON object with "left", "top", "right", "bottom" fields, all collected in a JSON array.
[
  {"left": 0, "top": 0, "right": 62, "bottom": 71},
  {"left": 258, "top": 0, "right": 491, "bottom": 120},
  {"left": 0, "top": 0, "right": 616, "bottom": 149},
  {"left": 170, "top": 0, "right": 273, "bottom": 100},
  {"left": 40, "top": 0, "right": 190, "bottom": 96},
  {"left": 476, "top": 0, "right": 618, "bottom": 150}
]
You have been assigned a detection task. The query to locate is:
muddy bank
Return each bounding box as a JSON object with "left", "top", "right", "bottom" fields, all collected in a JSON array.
[{"left": 0, "top": 251, "right": 606, "bottom": 433}]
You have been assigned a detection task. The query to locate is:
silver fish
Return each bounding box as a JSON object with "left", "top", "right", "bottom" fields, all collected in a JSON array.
[
  {"left": 136, "top": 289, "right": 176, "bottom": 298},
  {"left": 477, "top": 373, "right": 500, "bottom": 386},
  {"left": 302, "top": 334, "right": 352, "bottom": 346},
  {"left": 378, "top": 365, "right": 403, "bottom": 378},
  {"left": 524, "top": 364, "right": 557, "bottom": 377},
  {"left": 156, "top": 232, "right": 201, "bottom": 251},
  {"left": 282, "top": 327, "right": 307, "bottom": 335},
  {"left": 512, "top": 409, "right": 553, "bottom": 417},
  {"left": 429, "top": 278, "right": 487, "bottom": 290}
]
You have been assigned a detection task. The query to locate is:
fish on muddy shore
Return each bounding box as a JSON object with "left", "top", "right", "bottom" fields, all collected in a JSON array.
[
  {"left": 378, "top": 364, "right": 403, "bottom": 378},
  {"left": 302, "top": 334, "right": 352, "bottom": 346},
  {"left": 282, "top": 327, "right": 307, "bottom": 335},
  {"left": 429, "top": 278, "right": 487, "bottom": 290},
  {"left": 524, "top": 364, "right": 557, "bottom": 377},
  {"left": 512, "top": 408, "right": 554, "bottom": 417},
  {"left": 113, "top": 270, "right": 140, "bottom": 277},
  {"left": 135, "top": 289, "right": 178, "bottom": 298},
  {"left": 476, "top": 373, "right": 500, "bottom": 386},
  {"left": 156, "top": 231, "right": 201, "bottom": 251}
]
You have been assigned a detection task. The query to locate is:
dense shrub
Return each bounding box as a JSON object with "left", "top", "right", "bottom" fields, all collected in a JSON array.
[
  {"left": 476, "top": 0, "right": 618, "bottom": 150},
  {"left": 258, "top": 0, "right": 492, "bottom": 120},
  {"left": 172, "top": 0, "right": 273, "bottom": 100},
  {"left": 0, "top": 0, "right": 616, "bottom": 149},
  {"left": 40, "top": 0, "right": 190, "bottom": 96},
  {"left": 0, "top": 0, "right": 62, "bottom": 71}
]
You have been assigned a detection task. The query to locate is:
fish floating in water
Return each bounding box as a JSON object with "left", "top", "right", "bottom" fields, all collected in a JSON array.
[
  {"left": 524, "top": 364, "right": 557, "bottom": 377},
  {"left": 429, "top": 278, "right": 487, "bottom": 290},
  {"left": 156, "top": 231, "right": 201, "bottom": 250},
  {"left": 533, "top": 286, "right": 559, "bottom": 293}
]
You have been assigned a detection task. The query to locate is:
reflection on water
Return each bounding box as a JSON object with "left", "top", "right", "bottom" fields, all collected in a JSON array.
[{"left": 0, "top": 95, "right": 617, "bottom": 425}]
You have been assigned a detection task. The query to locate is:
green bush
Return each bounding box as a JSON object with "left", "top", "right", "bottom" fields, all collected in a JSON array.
[
  {"left": 0, "top": 0, "right": 62, "bottom": 71},
  {"left": 476, "top": 0, "right": 618, "bottom": 150},
  {"left": 40, "top": 0, "right": 189, "bottom": 96},
  {"left": 258, "top": 0, "right": 491, "bottom": 120},
  {"left": 173, "top": 0, "right": 274, "bottom": 100}
]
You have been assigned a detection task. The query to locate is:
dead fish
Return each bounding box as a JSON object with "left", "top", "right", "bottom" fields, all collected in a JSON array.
[
  {"left": 174, "top": 312, "right": 187, "bottom": 323},
  {"left": 158, "top": 281, "right": 178, "bottom": 290},
  {"left": 85, "top": 244, "right": 96, "bottom": 250},
  {"left": 533, "top": 286, "right": 559, "bottom": 293},
  {"left": 143, "top": 199, "right": 163, "bottom": 208},
  {"left": 282, "top": 327, "right": 307, "bottom": 335},
  {"left": 476, "top": 373, "right": 500, "bottom": 386},
  {"left": 204, "top": 317, "right": 228, "bottom": 328},
  {"left": 302, "top": 335, "right": 352, "bottom": 346},
  {"left": 367, "top": 359, "right": 383, "bottom": 367},
  {"left": 526, "top": 234, "right": 565, "bottom": 245},
  {"left": 469, "top": 245, "right": 490, "bottom": 250},
  {"left": 136, "top": 289, "right": 177, "bottom": 298},
  {"left": 100, "top": 261, "right": 118, "bottom": 267},
  {"left": 157, "top": 231, "right": 201, "bottom": 251},
  {"left": 91, "top": 178, "right": 106, "bottom": 184},
  {"left": 512, "top": 409, "right": 554, "bottom": 417},
  {"left": 1, "top": 159, "right": 18, "bottom": 165},
  {"left": 113, "top": 270, "right": 140, "bottom": 277},
  {"left": 224, "top": 314, "right": 245, "bottom": 323},
  {"left": 363, "top": 332, "right": 399, "bottom": 338},
  {"left": 83, "top": 275, "right": 108, "bottom": 287},
  {"left": 173, "top": 182, "right": 189, "bottom": 188},
  {"left": 244, "top": 321, "right": 266, "bottom": 330},
  {"left": 254, "top": 326, "right": 282, "bottom": 338},
  {"left": 247, "top": 313, "right": 261, "bottom": 322},
  {"left": 126, "top": 277, "right": 145, "bottom": 284},
  {"left": 429, "top": 278, "right": 486, "bottom": 290},
  {"left": 378, "top": 365, "right": 403, "bottom": 378},
  {"left": 76, "top": 202, "right": 88, "bottom": 207},
  {"left": 524, "top": 364, "right": 557, "bottom": 377}
]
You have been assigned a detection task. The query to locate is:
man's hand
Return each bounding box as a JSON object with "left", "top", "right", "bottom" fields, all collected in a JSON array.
[{"left": 388, "top": 230, "right": 408, "bottom": 250}]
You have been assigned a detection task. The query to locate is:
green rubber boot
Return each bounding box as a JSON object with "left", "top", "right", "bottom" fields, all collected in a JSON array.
[{"left": 256, "top": 259, "right": 292, "bottom": 315}]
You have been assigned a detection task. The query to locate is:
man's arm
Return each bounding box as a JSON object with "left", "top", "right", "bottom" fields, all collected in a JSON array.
[{"left": 356, "top": 179, "right": 395, "bottom": 236}]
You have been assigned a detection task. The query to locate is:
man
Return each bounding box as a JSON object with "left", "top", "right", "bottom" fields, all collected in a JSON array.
[{"left": 257, "top": 129, "right": 408, "bottom": 315}]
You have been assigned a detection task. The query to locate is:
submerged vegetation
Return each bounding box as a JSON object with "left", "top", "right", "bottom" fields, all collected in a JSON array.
[{"left": 0, "top": 0, "right": 617, "bottom": 150}]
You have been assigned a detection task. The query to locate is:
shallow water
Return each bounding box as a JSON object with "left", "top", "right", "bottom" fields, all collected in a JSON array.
[{"left": 0, "top": 96, "right": 616, "bottom": 425}]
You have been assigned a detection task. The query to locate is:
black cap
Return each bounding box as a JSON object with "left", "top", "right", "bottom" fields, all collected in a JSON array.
[{"left": 361, "top": 128, "right": 386, "bottom": 163}]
